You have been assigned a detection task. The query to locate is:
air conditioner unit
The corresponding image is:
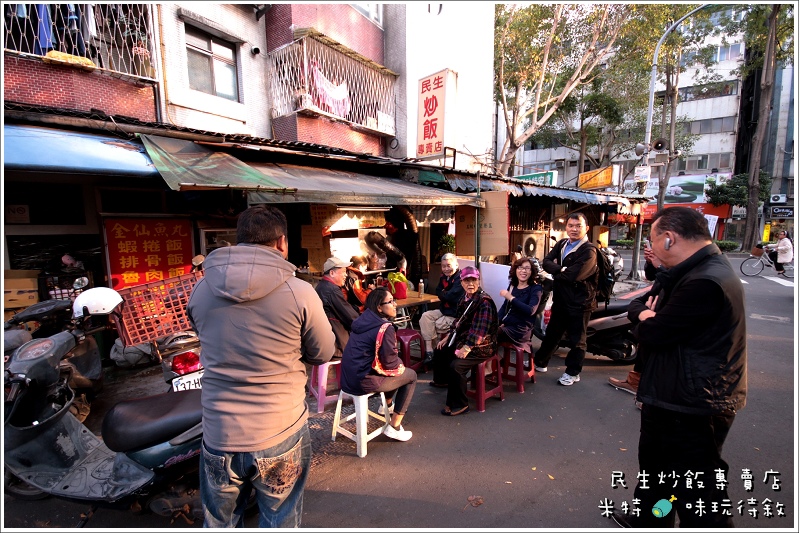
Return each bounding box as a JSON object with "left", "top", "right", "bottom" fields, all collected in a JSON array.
[
  {"left": 555, "top": 160, "right": 565, "bottom": 169},
  {"left": 512, "top": 231, "right": 550, "bottom": 262},
  {"left": 771, "top": 194, "right": 787, "bottom": 204}
]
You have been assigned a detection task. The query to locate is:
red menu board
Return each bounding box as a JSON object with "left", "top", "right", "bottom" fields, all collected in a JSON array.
[{"left": 104, "top": 218, "right": 195, "bottom": 290}]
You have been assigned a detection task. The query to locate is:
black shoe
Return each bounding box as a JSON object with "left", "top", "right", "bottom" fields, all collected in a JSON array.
[
  {"left": 610, "top": 509, "right": 632, "bottom": 528},
  {"left": 422, "top": 351, "right": 434, "bottom": 365}
]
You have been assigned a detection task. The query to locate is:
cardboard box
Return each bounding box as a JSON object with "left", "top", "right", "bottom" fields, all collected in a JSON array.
[{"left": 4, "top": 270, "right": 41, "bottom": 308}]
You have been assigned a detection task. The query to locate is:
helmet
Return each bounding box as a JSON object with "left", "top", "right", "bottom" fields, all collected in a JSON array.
[{"left": 72, "top": 287, "right": 123, "bottom": 318}]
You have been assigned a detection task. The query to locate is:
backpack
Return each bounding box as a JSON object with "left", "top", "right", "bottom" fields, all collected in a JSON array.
[{"left": 594, "top": 245, "right": 615, "bottom": 307}]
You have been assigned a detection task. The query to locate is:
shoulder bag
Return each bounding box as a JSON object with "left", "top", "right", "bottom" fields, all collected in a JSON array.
[{"left": 372, "top": 322, "right": 405, "bottom": 376}]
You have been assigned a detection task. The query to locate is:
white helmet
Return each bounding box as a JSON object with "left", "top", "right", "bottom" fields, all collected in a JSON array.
[{"left": 72, "top": 287, "right": 124, "bottom": 318}]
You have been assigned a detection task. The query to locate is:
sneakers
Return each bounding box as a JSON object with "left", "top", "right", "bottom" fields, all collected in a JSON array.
[
  {"left": 558, "top": 372, "right": 580, "bottom": 386},
  {"left": 377, "top": 402, "right": 394, "bottom": 416},
  {"left": 383, "top": 424, "right": 412, "bottom": 441},
  {"left": 534, "top": 365, "right": 548, "bottom": 373}
]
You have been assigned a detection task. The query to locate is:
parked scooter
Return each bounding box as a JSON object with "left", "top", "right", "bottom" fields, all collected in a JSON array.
[
  {"left": 4, "top": 278, "right": 103, "bottom": 421},
  {"left": 598, "top": 241, "right": 624, "bottom": 281},
  {"left": 4, "top": 287, "right": 211, "bottom": 522}
]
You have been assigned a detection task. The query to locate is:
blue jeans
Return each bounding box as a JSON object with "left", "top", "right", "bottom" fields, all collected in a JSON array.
[{"left": 201, "top": 424, "right": 311, "bottom": 528}]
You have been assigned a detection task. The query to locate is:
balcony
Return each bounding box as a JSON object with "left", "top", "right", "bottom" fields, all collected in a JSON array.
[
  {"left": 267, "top": 29, "right": 397, "bottom": 137},
  {"left": 3, "top": 4, "right": 155, "bottom": 80}
]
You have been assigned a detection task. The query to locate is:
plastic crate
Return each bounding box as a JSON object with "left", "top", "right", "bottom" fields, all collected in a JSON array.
[{"left": 114, "top": 271, "right": 204, "bottom": 347}]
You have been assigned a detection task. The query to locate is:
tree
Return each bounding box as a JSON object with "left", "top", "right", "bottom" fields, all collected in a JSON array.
[
  {"left": 705, "top": 171, "right": 772, "bottom": 207},
  {"left": 716, "top": 5, "right": 795, "bottom": 251},
  {"left": 493, "top": 4, "right": 633, "bottom": 176}
]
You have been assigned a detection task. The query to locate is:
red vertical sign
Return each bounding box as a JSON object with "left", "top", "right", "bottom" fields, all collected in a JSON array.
[{"left": 104, "top": 218, "right": 195, "bottom": 289}]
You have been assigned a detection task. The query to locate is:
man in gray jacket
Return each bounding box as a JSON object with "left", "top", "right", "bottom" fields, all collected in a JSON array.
[{"left": 188, "top": 205, "right": 335, "bottom": 528}]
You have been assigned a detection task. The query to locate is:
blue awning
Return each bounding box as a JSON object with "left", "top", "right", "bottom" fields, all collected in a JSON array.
[{"left": 3, "top": 124, "right": 159, "bottom": 177}]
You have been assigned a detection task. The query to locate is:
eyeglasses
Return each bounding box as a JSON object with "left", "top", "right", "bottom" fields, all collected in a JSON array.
[
  {"left": 381, "top": 300, "right": 397, "bottom": 306},
  {"left": 517, "top": 266, "right": 532, "bottom": 271}
]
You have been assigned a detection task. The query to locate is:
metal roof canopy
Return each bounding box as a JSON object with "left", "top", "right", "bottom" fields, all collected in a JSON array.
[
  {"left": 246, "top": 162, "right": 484, "bottom": 208},
  {"left": 443, "top": 174, "right": 650, "bottom": 215},
  {"left": 3, "top": 124, "right": 159, "bottom": 177}
]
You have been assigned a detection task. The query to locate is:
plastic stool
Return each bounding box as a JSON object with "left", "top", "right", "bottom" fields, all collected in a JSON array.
[
  {"left": 309, "top": 360, "right": 342, "bottom": 413},
  {"left": 396, "top": 328, "right": 425, "bottom": 373},
  {"left": 466, "top": 353, "right": 505, "bottom": 412},
  {"left": 331, "top": 391, "right": 390, "bottom": 458},
  {"left": 499, "top": 342, "right": 535, "bottom": 393}
]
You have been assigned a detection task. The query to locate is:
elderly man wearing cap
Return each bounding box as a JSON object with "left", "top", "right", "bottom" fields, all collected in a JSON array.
[
  {"left": 429, "top": 265, "right": 498, "bottom": 416},
  {"left": 315, "top": 257, "right": 360, "bottom": 357}
]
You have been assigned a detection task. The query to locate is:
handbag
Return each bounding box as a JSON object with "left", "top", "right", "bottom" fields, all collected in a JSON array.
[{"left": 371, "top": 322, "right": 405, "bottom": 377}]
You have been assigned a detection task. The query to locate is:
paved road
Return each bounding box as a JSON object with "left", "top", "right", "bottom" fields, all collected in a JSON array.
[{"left": 3, "top": 258, "right": 796, "bottom": 529}]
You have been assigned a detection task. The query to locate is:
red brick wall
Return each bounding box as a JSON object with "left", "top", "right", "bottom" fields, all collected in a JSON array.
[
  {"left": 3, "top": 56, "right": 157, "bottom": 121},
  {"left": 266, "top": 4, "right": 383, "bottom": 65},
  {"left": 273, "top": 114, "right": 384, "bottom": 156}
]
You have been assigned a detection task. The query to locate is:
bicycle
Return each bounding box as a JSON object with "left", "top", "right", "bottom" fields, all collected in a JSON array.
[{"left": 740, "top": 248, "right": 794, "bottom": 279}]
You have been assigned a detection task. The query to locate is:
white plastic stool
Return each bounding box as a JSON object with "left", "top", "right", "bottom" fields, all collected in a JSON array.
[{"left": 331, "top": 390, "right": 390, "bottom": 458}]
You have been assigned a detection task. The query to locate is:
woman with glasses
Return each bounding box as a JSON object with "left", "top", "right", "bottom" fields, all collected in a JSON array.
[
  {"left": 497, "top": 257, "right": 542, "bottom": 367},
  {"left": 340, "top": 287, "right": 417, "bottom": 441},
  {"left": 766, "top": 230, "right": 793, "bottom": 274}
]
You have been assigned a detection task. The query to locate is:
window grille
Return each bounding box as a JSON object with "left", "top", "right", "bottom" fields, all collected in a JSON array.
[
  {"left": 267, "top": 33, "right": 397, "bottom": 137},
  {"left": 3, "top": 4, "right": 155, "bottom": 80}
]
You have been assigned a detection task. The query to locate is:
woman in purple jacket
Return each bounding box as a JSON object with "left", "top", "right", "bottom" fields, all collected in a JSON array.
[{"left": 340, "top": 287, "right": 417, "bottom": 441}]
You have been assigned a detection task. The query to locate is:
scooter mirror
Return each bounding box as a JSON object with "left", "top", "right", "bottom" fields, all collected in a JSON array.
[{"left": 73, "top": 277, "right": 90, "bottom": 290}]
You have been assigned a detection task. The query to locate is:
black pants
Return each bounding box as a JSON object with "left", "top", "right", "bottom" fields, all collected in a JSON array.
[
  {"left": 534, "top": 305, "right": 591, "bottom": 376},
  {"left": 628, "top": 404, "right": 736, "bottom": 528},
  {"left": 432, "top": 345, "right": 488, "bottom": 411}
]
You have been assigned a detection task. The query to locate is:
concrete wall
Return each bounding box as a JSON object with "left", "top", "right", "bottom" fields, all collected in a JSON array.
[
  {"left": 399, "top": 2, "right": 496, "bottom": 173},
  {"left": 158, "top": 3, "right": 269, "bottom": 136}
]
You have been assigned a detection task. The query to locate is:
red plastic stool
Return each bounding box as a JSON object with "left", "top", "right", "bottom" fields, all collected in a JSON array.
[
  {"left": 466, "top": 353, "right": 505, "bottom": 412},
  {"left": 309, "top": 360, "right": 342, "bottom": 413},
  {"left": 499, "top": 342, "right": 535, "bottom": 393},
  {"left": 396, "top": 328, "right": 426, "bottom": 373}
]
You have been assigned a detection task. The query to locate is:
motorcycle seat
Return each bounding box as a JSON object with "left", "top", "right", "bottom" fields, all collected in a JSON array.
[
  {"left": 101, "top": 389, "right": 202, "bottom": 452},
  {"left": 592, "top": 300, "right": 630, "bottom": 318}
]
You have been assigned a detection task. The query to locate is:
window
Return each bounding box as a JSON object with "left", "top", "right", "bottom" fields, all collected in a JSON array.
[
  {"left": 688, "top": 116, "right": 736, "bottom": 135},
  {"left": 717, "top": 43, "right": 743, "bottom": 62},
  {"left": 351, "top": 3, "right": 383, "bottom": 26},
  {"left": 676, "top": 153, "right": 731, "bottom": 172},
  {"left": 185, "top": 25, "right": 239, "bottom": 101}
]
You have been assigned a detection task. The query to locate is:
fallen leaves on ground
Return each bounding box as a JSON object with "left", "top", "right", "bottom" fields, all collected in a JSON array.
[
  {"left": 464, "top": 495, "right": 484, "bottom": 509},
  {"left": 548, "top": 474, "right": 555, "bottom": 480}
]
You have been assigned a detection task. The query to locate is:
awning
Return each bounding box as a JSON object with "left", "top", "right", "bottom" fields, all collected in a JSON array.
[
  {"left": 140, "top": 134, "right": 295, "bottom": 193},
  {"left": 443, "top": 174, "right": 649, "bottom": 215},
  {"left": 246, "top": 163, "right": 484, "bottom": 207},
  {"left": 3, "top": 124, "right": 159, "bottom": 177}
]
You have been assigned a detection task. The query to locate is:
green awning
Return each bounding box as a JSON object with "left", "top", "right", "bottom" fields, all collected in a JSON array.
[{"left": 140, "top": 134, "right": 296, "bottom": 193}]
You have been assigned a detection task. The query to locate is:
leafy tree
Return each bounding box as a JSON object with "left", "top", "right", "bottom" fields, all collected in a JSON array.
[
  {"left": 493, "top": 4, "right": 633, "bottom": 176},
  {"left": 712, "top": 4, "right": 795, "bottom": 250},
  {"left": 705, "top": 171, "right": 771, "bottom": 207}
]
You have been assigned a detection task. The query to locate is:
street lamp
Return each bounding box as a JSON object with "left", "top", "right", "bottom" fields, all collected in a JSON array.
[{"left": 628, "top": 3, "right": 713, "bottom": 281}]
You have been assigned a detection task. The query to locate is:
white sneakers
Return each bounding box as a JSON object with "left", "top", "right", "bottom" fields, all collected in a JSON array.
[
  {"left": 558, "top": 372, "right": 580, "bottom": 386},
  {"left": 534, "top": 365, "right": 548, "bottom": 373},
  {"left": 377, "top": 402, "right": 394, "bottom": 416},
  {"left": 383, "top": 424, "right": 412, "bottom": 441}
]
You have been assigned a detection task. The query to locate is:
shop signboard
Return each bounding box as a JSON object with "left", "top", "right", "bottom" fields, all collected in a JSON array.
[
  {"left": 622, "top": 172, "right": 731, "bottom": 205},
  {"left": 416, "top": 69, "right": 456, "bottom": 160},
  {"left": 770, "top": 206, "right": 794, "bottom": 219},
  {"left": 103, "top": 218, "right": 195, "bottom": 290},
  {"left": 578, "top": 165, "right": 620, "bottom": 190},
  {"left": 641, "top": 202, "right": 731, "bottom": 222},
  {"left": 516, "top": 171, "right": 557, "bottom": 186},
  {"left": 454, "top": 191, "right": 509, "bottom": 256}
]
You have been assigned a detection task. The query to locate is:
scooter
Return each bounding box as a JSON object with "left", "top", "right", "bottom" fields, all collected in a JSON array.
[
  {"left": 533, "top": 298, "right": 637, "bottom": 363},
  {"left": 598, "top": 242, "right": 624, "bottom": 281},
  {"left": 4, "top": 287, "right": 209, "bottom": 522},
  {"left": 4, "top": 278, "right": 103, "bottom": 421}
]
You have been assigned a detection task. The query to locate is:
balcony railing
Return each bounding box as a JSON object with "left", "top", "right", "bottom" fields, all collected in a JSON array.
[
  {"left": 3, "top": 3, "right": 156, "bottom": 80},
  {"left": 267, "top": 31, "right": 397, "bottom": 137}
]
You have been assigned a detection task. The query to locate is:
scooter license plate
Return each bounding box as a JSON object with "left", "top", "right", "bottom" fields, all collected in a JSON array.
[{"left": 172, "top": 370, "right": 204, "bottom": 392}]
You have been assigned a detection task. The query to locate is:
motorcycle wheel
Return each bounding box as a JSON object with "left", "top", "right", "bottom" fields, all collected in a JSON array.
[
  {"left": 4, "top": 470, "right": 50, "bottom": 501},
  {"left": 610, "top": 335, "right": 638, "bottom": 364}
]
